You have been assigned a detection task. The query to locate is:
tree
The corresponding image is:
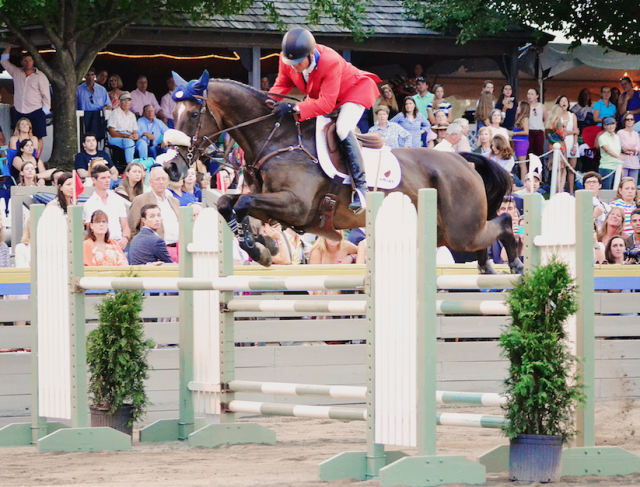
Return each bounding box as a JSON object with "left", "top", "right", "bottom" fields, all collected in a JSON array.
[
  {"left": 0, "top": 0, "right": 369, "bottom": 169},
  {"left": 403, "top": 0, "right": 640, "bottom": 55}
]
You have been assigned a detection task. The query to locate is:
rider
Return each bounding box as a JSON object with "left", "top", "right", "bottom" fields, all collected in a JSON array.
[{"left": 269, "top": 28, "right": 381, "bottom": 213}]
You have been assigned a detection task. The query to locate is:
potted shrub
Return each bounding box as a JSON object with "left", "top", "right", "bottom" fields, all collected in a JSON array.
[
  {"left": 87, "top": 288, "right": 155, "bottom": 437},
  {"left": 500, "top": 257, "right": 585, "bottom": 482}
]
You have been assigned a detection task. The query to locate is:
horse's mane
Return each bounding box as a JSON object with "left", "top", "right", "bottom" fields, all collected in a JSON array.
[{"left": 209, "top": 78, "right": 271, "bottom": 101}]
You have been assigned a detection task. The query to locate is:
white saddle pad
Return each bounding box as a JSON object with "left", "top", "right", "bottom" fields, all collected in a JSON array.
[{"left": 315, "top": 115, "right": 401, "bottom": 190}]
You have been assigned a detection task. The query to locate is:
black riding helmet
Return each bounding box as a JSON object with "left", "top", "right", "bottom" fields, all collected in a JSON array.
[{"left": 281, "top": 28, "right": 316, "bottom": 66}]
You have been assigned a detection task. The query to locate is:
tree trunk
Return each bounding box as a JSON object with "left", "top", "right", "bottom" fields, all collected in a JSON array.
[{"left": 49, "top": 52, "right": 80, "bottom": 172}]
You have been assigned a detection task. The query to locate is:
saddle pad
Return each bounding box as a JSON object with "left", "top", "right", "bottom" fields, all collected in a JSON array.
[{"left": 315, "top": 116, "right": 401, "bottom": 190}]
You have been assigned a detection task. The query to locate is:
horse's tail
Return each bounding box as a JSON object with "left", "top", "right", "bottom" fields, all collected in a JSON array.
[{"left": 459, "top": 152, "right": 511, "bottom": 219}]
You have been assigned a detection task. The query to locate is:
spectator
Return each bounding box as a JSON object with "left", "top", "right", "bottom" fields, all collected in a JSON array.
[
  {"left": 160, "top": 76, "right": 177, "bottom": 127},
  {"left": 597, "top": 206, "right": 625, "bottom": 248},
  {"left": 434, "top": 123, "right": 462, "bottom": 152},
  {"left": 514, "top": 171, "right": 541, "bottom": 198},
  {"left": 182, "top": 167, "right": 202, "bottom": 202},
  {"left": 390, "top": 97, "right": 430, "bottom": 148},
  {"left": 571, "top": 88, "right": 594, "bottom": 129},
  {"left": 83, "top": 210, "right": 128, "bottom": 266},
  {"left": 262, "top": 223, "right": 302, "bottom": 265},
  {"left": 557, "top": 95, "right": 580, "bottom": 194},
  {"left": 618, "top": 77, "right": 640, "bottom": 123},
  {"left": 603, "top": 235, "right": 627, "bottom": 264},
  {"left": 260, "top": 76, "right": 271, "bottom": 91},
  {"left": 624, "top": 209, "right": 640, "bottom": 251},
  {"left": 196, "top": 172, "right": 211, "bottom": 191},
  {"left": 309, "top": 232, "right": 358, "bottom": 264},
  {"left": 475, "top": 93, "right": 494, "bottom": 131},
  {"left": 489, "top": 135, "right": 515, "bottom": 173},
  {"left": 46, "top": 172, "right": 74, "bottom": 214},
  {"left": 527, "top": 88, "right": 547, "bottom": 157},
  {"left": 482, "top": 80, "right": 494, "bottom": 96},
  {"left": 82, "top": 164, "right": 131, "bottom": 251},
  {"left": 487, "top": 109, "right": 509, "bottom": 144},
  {"left": 432, "top": 122, "right": 449, "bottom": 146},
  {"left": 611, "top": 87, "right": 621, "bottom": 109},
  {"left": 411, "top": 77, "right": 434, "bottom": 120},
  {"left": 598, "top": 117, "right": 624, "bottom": 190},
  {"left": 128, "top": 166, "right": 180, "bottom": 260},
  {"left": 137, "top": 104, "right": 169, "bottom": 159},
  {"left": 474, "top": 127, "right": 493, "bottom": 157},
  {"left": 96, "top": 70, "right": 108, "bottom": 87},
  {"left": 618, "top": 111, "right": 640, "bottom": 181},
  {"left": 546, "top": 105, "right": 567, "bottom": 162},
  {"left": 583, "top": 171, "right": 611, "bottom": 230},
  {"left": 74, "top": 132, "right": 118, "bottom": 181},
  {"left": 14, "top": 217, "right": 31, "bottom": 268},
  {"left": 77, "top": 67, "right": 111, "bottom": 142},
  {"left": 12, "top": 139, "right": 51, "bottom": 185},
  {"left": 168, "top": 169, "right": 198, "bottom": 206},
  {"left": 107, "top": 91, "right": 145, "bottom": 164},
  {"left": 453, "top": 118, "right": 472, "bottom": 153},
  {"left": 114, "top": 161, "right": 145, "bottom": 202},
  {"left": 496, "top": 84, "right": 517, "bottom": 130},
  {"left": 17, "top": 160, "right": 39, "bottom": 187},
  {"left": 372, "top": 84, "right": 399, "bottom": 123},
  {"left": 488, "top": 197, "right": 523, "bottom": 264},
  {"left": 610, "top": 176, "right": 639, "bottom": 234},
  {"left": 1, "top": 44, "right": 50, "bottom": 156},
  {"left": 509, "top": 101, "right": 530, "bottom": 181},
  {"left": 427, "top": 85, "right": 453, "bottom": 124},
  {"left": 128, "top": 204, "right": 174, "bottom": 265},
  {"left": 107, "top": 74, "right": 124, "bottom": 110},
  {"left": 593, "top": 86, "right": 617, "bottom": 126},
  {"left": 368, "top": 106, "right": 411, "bottom": 149},
  {"left": 8, "top": 118, "right": 38, "bottom": 154},
  {"left": 0, "top": 213, "right": 9, "bottom": 268},
  {"left": 130, "top": 75, "right": 164, "bottom": 119}
]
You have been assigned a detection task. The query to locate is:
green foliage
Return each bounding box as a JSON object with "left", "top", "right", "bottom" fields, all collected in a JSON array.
[
  {"left": 403, "top": 0, "right": 640, "bottom": 55},
  {"left": 87, "top": 288, "right": 154, "bottom": 426},
  {"left": 500, "top": 257, "right": 585, "bottom": 443}
]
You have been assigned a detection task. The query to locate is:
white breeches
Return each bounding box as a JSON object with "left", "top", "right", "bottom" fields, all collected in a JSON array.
[{"left": 336, "top": 102, "right": 365, "bottom": 141}]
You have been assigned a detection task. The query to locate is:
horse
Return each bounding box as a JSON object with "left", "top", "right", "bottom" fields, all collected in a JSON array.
[{"left": 163, "top": 77, "right": 522, "bottom": 274}]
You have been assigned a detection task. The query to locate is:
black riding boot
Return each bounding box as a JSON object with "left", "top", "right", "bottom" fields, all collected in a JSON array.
[{"left": 341, "top": 131, "right": 368, "bottom": 213}]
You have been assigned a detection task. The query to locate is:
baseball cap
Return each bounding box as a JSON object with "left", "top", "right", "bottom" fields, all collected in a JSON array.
[
  {"left": 603, "top": 117, "right": 616, "bottom": 126},
  {"left": 119, "top": 91, "right": 132, "bottom": 102},
  {"left": 416, "top": 77, "right": 427, "bottom": 83}
]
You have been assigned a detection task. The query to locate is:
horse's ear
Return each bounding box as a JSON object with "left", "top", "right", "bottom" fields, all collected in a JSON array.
[
  {"left": 199, "top": 70, "right": 210, "bottom": 88},
  {"left": 172, "top": 71, "right": 188, "bottom": 86}
]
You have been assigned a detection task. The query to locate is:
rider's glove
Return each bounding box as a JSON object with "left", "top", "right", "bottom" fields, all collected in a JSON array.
[{"left": 272, "top": 102, "right": 295, "bottom": 118}]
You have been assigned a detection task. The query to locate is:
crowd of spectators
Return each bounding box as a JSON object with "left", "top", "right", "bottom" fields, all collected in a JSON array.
[{"left": 2, "top": 55, "right": 640, "bottom": 269}]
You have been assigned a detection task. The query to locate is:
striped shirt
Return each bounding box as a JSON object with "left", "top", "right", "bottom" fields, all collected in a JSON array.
[{"left": 610, "top": 199, "right": 637, "bottom": 235}]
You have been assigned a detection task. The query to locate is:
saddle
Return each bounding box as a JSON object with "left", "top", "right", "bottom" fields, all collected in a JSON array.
[{"left": 322, "top": 122, "right": 384, "bottom": 172}]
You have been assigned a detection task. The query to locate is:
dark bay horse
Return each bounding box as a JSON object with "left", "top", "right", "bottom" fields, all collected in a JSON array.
[{"left": 165, "top": 78, "right": 522, "bottom": 273}]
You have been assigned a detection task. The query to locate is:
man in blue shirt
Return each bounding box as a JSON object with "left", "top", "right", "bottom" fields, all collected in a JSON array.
[
  {"left": 137, "top": 105, "right": 169, "bottom": 159},
  {"left": 77, "top": 67, "right": 111, "bottom": 141},
  {"left": 129, "top": 204, "right": 174, "bottom": 265},
  {"left": 74, "top": 132, "right": 118, "bottom": 182}
]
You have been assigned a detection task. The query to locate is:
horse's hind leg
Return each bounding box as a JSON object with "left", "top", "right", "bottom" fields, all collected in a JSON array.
[
  {"left": 467, "top": 214, "right": 523, "bottom": 274},
  {"left": 476, "top": 248, "right": 495, "bottom": 275}
]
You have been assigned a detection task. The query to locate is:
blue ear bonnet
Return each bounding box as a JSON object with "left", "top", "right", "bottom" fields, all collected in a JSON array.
[{"left": 172, "top": 70, "right": 210, "bottom": 103}]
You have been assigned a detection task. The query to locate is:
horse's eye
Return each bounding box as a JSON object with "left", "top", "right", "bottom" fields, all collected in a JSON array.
[{"left": 191, "top": 111, "right": 199, "bottom": 118}]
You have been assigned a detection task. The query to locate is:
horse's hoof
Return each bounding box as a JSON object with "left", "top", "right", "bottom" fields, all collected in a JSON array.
[
  {"left": 478, "top": 262, "right": 495, "bottom": 275},
  {"left": 258, "top": 235, "right": 280, "bottom": 256},
  {"left": 255, "top": 243, "right": 273, "bottom": 267},
  {"left": 510, "top": 258, "right": 524, "bottom": 275}
]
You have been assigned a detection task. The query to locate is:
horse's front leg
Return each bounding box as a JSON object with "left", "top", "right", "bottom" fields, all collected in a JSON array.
[
  {"left": 217, "top": 193, "right": 241, "bottom": 235},
  {"left": 234, "top": 191, "right": 311, "bottom": 267}
]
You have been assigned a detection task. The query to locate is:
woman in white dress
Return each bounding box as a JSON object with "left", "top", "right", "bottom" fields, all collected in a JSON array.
[{"left": 556, "top": 95, "right": 579, "bottom": 194}]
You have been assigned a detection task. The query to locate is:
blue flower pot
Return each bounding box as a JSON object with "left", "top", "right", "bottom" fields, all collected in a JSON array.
[{"left": 509, "top": 434, "right": 563, "bottom": 482}]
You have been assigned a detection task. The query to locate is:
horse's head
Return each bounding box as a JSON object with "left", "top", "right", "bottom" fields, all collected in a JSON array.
[{"left": 161, "top": 71, "right": 217, "bottom": 180}]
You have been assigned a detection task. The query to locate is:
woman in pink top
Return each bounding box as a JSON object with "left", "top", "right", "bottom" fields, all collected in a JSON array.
[
  {"left": 618, "top": 111, "right": 640, "bottom": 182},
  {"left": 83, "top": 210, "right": 128, "bottom": 266}
]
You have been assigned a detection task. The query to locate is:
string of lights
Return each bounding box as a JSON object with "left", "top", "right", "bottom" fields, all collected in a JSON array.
[{"left": 31, "top": 49, "right": 280, "bottom": 61}]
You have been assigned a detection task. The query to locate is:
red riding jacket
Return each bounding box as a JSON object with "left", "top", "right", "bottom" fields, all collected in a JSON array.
[{"left": 270, "top": 44, "right": 381, "bottom": 122}]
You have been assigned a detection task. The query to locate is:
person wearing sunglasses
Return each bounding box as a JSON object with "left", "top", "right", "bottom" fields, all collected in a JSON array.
[
  {"left": 618, "top": 111, "right": 640, "bottom": 182},
  {"left": 77, "top": 66, "right": 112, "bottom": 142},
  {"left": 618, "top": 77, "right": 640, "bottom": 124}
]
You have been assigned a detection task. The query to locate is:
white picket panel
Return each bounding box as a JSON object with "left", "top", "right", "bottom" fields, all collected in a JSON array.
[
  {"left": 37, "top": 207, "right": 71, "bottom": 420},
  {"left": 374, "top": 193, "right": 417, "bottom": 447},
  {"left": 534, "top": 193, "right": 577, "bottom": 354},
  {"left": 191, "top": 208, "right": 222, "bottom": 415}
]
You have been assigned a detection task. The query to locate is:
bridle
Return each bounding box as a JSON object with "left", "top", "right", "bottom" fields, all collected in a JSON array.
[{"left": 178, "top": 93, "right": 317, "bottom": 178}]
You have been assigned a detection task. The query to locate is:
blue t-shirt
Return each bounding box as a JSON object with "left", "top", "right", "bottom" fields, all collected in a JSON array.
[
  {"left": 592, "top": 100, "right": 617, "bottom": 126},
  {"left": 168, "top": 188, "right": 198, "bottom": 206},
  {"left": 624, "top": 91, "right": 640, "bottom": 123},
  {"left": 74, "top": 150, "right": 114, "bottom": 171}
]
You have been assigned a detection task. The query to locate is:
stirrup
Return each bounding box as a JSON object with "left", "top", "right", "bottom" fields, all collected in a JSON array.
[{"left": 349, "top": 191, "right": 365, "bottom": 215}]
